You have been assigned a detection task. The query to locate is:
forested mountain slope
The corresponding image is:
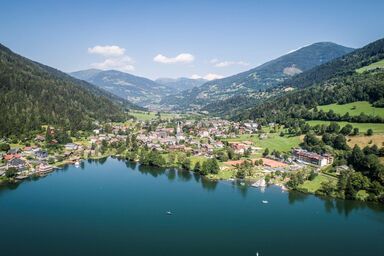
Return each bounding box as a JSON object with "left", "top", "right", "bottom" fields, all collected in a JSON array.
[{"left": 0, "top": 43, "right": 133, "bottom": 137}]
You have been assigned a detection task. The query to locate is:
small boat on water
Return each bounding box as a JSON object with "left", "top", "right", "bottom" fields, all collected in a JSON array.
[
  {"left": 166, "top": 211, "right": 173, "bottom": 215},
  {"left": 75, "top": 161, "right": 80, "bottom": 168},
  {"left": 252, "top": 179, "right": 266, "bottom": 188},
  {"left": 240, "top": 182, "right": 245, "bottom": 186},
  {"left": 262, "top": 200, "right": 269, "bottom": 204}
]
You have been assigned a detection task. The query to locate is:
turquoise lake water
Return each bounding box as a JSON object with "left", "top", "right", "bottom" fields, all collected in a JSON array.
[{"left": 0, "top": 157, "right": 383, "bottom": 256}]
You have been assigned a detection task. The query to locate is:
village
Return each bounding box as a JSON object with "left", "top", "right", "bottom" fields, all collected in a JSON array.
[{"left": 0, "top": 117, "right": 334, "bottom": 185}]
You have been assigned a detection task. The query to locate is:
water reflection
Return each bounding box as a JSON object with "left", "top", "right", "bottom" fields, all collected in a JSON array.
[
  {"left": 288, "top": 190, "right": 384, "bottom": 220},
  {"left": 288, "top": 191, "right": 309, "bottom": 205},
  {"left": 1, "top": 157, "right": 384, "bottom": 219},
  {"left": 177, "top": 169, "right": 192, "bottom": 182},
  {"left": 166, "top": 169, "right": 176, "bottom": 181},
  {"left": 201, "top": 177, "right": 218, "bottom": 191}
]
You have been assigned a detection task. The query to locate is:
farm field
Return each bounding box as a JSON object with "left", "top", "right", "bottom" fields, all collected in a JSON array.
[
  {"left": 306, "top": 120, "right": 384, "bottom": 134},
  {"left": 223, "top": 133, "right": 302, "bottom": 153},
  {"left": 316, "top": 101, "right": 384, "bottom": 117},
  {"left": 347, "top": 134, "right": 384, "bottom": 148},
  {"left": 130, "top": 111, "right": 183, "bottom": 121}
]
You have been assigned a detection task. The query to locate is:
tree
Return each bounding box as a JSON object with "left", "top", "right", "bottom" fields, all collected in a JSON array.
[
  {"left": 193, "top": 162, "right": 201, "bottom": 173},
  {"left": 366, "top": 128, "right": 373, "bottom": 136},
  {"left": 340, "top": 124, "right": 353, "bottom": 135},
  {"left": 319, "top": 180, "right": 335, "bottom": 196},
  {"left": 262, "top": 148, "right": 269, "bottom": 157},
  {"left": 202, "top": 158, "right": 219, "bottom": 175},
  {"left": 0, "top": 143, "right": 10, "bottom": 152},
  {"left": 5, "top": 167, "right": 17, "bottom": 178},
  {"left": 352, "top": 127, "right": 359, "bottom": 136},
  {"left": 236, "top": 167, "right": 246, "bottom": 179},
  {"left": 303, "top": 132, "right": 320, "bottom": 146},
  {"left": 327, "top": 122, "right": 340, "bottom": 134},
  {"left": 333, "top": 134, "right": 348, "bottom": 150},
  {"left": 181, "top": 158, "right": 191, "bottom": 171}
]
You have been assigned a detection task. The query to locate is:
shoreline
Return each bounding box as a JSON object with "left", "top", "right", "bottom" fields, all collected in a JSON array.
[{"left": 0, "top": 153, "right": 380, "bottom": 205}]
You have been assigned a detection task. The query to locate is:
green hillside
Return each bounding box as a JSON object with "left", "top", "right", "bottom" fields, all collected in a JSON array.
[
  {"left": 356, "top": 59, "right": 384, "bottom": 73},
  {"left": 0, "top": 43, "right": 130, "bottom": 137},
  {"left": 316, "top": 101, "right": 384, "bottom": 117}
]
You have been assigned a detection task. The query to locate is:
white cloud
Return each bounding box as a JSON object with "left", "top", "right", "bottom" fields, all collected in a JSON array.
[
  {"left": 214, "top": 60, "right": 249, "bottom": 68},
  {"left": 88, "top": 45, "right": 126, "bottom": 57},
  {"left": 190, "top": 73, "right": 223, "bottom": 81},
  {"left": 87, "top": 45, "right": 135, "bottom": 72},
  {"left": 90, "top": 56, "right": 135, "bottom": 72},
  {"left": 210, "top": 58, "right": 219, "bottom": 64},
  {"left": 153, "top": 53, "right": 194, "bottom": 64}
]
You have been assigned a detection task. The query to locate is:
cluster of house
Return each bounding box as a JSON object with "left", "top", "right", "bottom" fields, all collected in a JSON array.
[
  {"left": 0, "top": 146, "right": 53, "bottom": 179},
  {"left": 134, "top": 120, "right": 263, "bottom": 157},
  {"left": 0, "top": 119, "right": 335, "bottom": 180}
]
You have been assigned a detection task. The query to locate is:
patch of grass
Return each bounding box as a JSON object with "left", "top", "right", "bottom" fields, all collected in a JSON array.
[
  {"left": 130, "top": 111, "right": 185, "bottom": 121},
  {"left": 298, "top": 174, "right": 337, "bottom": 193},
  {"left": 223, "top": 133, "right": 302, "bottom": 152},
  {"left": 208, "top": 169, "right": 235, "bottom": 180},
  {"left": 190, "top": 155, "right": 207, "bottom": 168},
  {"left": 356, "top": 59, "right": 384, "bottom": 73},
  {"left": 306, "top": 120, "right": 384, "bottom": 134},
  {"left": 316, "top": 101, "right": 384, "bottom": 118}
]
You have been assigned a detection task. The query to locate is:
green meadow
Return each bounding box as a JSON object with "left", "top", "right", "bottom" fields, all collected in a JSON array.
[
  {"left": 356, "top": 59, "right": 384, "bottom": 73},
  {"left": 223, "top": 133, "right": 302, "bottom": 153},
  {"left": 316, "top": 101, "right": 384, "bottom": 117}
]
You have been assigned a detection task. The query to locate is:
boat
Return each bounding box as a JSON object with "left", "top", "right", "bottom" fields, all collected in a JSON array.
[
  {"left": 252, "top": 179, "right": 266, "bottom": 188},
  {"left": 240, "top": 182, "right": 245, "bottom": 186},
  {"left": 75, "top": 161, "right": 80, "bottom": 167},
  {"left": 262, "top": 200, "right": 269, "bottom": 204},
  {"left": 166, "top": 211, "right": 172, "bottom": 215}
]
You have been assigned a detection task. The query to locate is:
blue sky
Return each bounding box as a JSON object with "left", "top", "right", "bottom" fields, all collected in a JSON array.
[{"left": 1, "top": 0, "right": 383, "bottom": 80}]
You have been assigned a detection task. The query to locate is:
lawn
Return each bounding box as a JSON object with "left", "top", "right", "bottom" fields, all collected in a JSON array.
[
  {"left": 316, "top": 101, "right": 384, "bottom": 118},
  {"left": 356, "top": 59, "right": 384, "bottom": 73},
  {"left": 298, "top": 174, "right": 337, "bottom": 193},
  {"left": 306, "top": 120, "right": 384, "bottom": 134},
  {"left": 224, "top": 133, "right": 302, "bottom": 152}
]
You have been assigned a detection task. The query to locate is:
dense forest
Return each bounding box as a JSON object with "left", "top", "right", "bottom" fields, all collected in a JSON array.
[{"left": 0, "top": 44, "right": 136, "bottom": 138}]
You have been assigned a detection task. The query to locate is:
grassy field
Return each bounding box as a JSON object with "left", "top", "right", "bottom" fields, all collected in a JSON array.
[
  {"left": 356, "top": 59, "right": 384, "bottom": 73},
  {"left": 130, "top": 111, "right": 183, "bottom": 121},
  {"left": 298, "top": 174, "right": 337, "bottom": 193},
  {"left": 347, "top": 134, "right": 384, "bottom": 148},
  {"left": 224, "top": 133, "right": 302, "bottom": 152},
  {"left": 306, "top": 120, "right": 384, "bottom": 134},
  {"left": 316, "top": 101, "right": 384, "bottom": 117}
]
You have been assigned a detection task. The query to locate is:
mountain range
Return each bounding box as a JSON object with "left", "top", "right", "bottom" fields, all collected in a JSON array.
[
  {"left": 235, "top": 38, "right": 384, "bottom": 121},
  {"left": 70, "top": 70, "right": 206, "bottom": 109},
  {"left": 155, "top": 77, "right": 207, "bottom": 91},
  {"left": 160, "top": 42, "right": 354, "bottom": 110}
]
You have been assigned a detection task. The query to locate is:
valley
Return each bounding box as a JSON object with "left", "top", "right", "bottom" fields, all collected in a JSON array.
[{"left": 1, "top": 38, "right": 384, "bottom": 205}]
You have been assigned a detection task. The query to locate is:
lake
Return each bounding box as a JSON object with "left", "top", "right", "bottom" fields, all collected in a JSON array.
[{"left": 0, "top": 157, "right": 383, "bottom": 256}]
